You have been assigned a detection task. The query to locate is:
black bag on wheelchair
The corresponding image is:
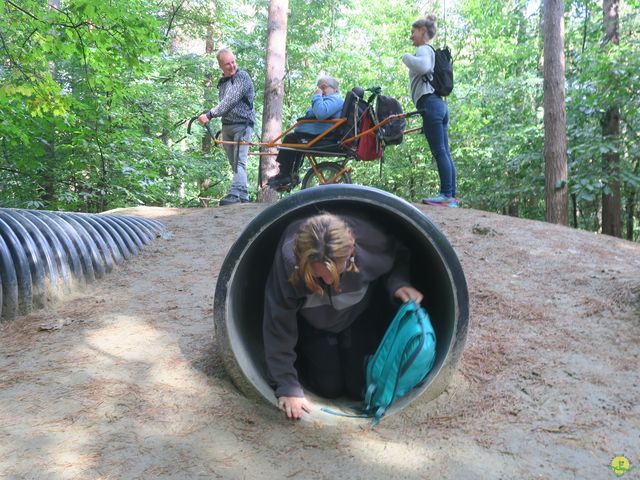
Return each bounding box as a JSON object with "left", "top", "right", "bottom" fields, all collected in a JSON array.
[
  {"left": 375, "top": 95, "right": 406, "bottom": 146},
  {"left": 334, "top": 87, "right": 367, "bottom": 142}
]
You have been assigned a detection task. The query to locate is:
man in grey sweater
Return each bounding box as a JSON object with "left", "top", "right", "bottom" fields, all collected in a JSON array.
[{"left": 199, "top": 48, "right": 255, "bottom": 206}]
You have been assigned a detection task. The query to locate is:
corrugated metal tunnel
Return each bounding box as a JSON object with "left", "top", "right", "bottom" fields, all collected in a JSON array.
[
  {"left": 0, "top": 208, "right": 165, "bottom": 322},
  {"left": 214, "top": 184, "right": 469, "bottom": 423}
]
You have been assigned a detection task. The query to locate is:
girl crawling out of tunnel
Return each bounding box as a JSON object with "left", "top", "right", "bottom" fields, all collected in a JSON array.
[{"left": 262, "top": 212, "right": 423, "bottom": 420}]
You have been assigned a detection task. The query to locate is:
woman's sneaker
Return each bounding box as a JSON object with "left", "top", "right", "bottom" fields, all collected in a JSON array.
[{"left": 422, "top": 194, "right": 459, "bottom": 207}]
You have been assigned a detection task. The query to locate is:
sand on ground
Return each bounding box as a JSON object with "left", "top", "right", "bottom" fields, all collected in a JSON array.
[{"left": 1, "top": 203, "right": 639, "bottom": 480}]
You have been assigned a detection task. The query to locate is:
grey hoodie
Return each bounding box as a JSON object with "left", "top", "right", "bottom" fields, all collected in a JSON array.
[
  {"left": 402, "top": 44, "right": 436, "bottom": 106},
  {"left": 262, "top": 215, "right": 411, "bottom": 398}
]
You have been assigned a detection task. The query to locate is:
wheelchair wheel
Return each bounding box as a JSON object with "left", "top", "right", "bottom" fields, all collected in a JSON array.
[{"left": 301, "top": 162, "right": 352, "bottom": 189}]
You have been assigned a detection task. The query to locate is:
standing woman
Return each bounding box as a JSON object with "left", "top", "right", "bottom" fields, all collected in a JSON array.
[{"left": 402, "top": 15, "right": 458, "bottom": 207}]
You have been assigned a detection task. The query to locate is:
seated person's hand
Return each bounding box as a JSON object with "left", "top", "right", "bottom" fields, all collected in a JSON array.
[
  {"left": 394, "top": 286, "right": 423, "bottom": 304},
  {"left": 278, "top": 395, "right": 313, "bottom": 420}
]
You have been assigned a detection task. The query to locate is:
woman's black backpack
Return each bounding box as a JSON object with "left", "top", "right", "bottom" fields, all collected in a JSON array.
[
  {"left": 375, "top": 95, "right": 406, "bottom": 146},
  {"left": 423, "top": 46, "right": 454, "bottom": 97}
]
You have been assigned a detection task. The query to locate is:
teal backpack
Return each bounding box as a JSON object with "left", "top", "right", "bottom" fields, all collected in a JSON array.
[
  {"left": 322, "top": 300, "right": 437, "bottom": 425},
  {"left": 362, "top": 300, "right": 436, "bottom": 424}
]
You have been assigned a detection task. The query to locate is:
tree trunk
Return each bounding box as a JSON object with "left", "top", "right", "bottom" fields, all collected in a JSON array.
[
  {"left": 257, "top": 0, "right": 288, "bottom": 204},
  {"left": 543, "top": 0, "right": 569, "bottom": 225},
  {"left": 40, "top": 0, "right": 61, "bottom": 207},
  {"left": 202, "top": 1, "right": 216, "bottom": 155},
  {"left": 627, "top": 160, "right": 639, "bottom": 241},
  {"left": 601, "top": 0, "right": 621, "bottom": 237},
  {"left": 626, "top": 192, "right": 636, "bottom": 241},
  {"left": 506, "top": 0, "right": 528, "bottom": 217},
  {"left": 199, "top": 1, "right": 216, "bottom": 207}
]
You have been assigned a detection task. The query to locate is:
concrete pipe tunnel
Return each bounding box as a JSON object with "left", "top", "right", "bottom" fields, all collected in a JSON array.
[{"left": 214, "top": 185, "right": 469, "bottom": 422}]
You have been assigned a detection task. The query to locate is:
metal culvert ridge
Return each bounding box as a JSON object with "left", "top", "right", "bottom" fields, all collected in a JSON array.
[{"left": 0, "top": 208, "right": 165, "bottom": 322}]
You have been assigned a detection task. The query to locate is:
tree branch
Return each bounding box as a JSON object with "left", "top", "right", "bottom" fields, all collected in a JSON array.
[
  {"left": 0, "top": 30, "right": 31, "bottom": 81},
  {"left": 164, "top": 0, "right": 187, "bottom": 41},
  {"left": 5, "top": 0, "right": 42, "bottom": 22}
]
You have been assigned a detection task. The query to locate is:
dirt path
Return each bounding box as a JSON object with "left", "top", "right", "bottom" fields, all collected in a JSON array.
[{"left": 1, "top": 204, "right": 639, "bottom": 480}]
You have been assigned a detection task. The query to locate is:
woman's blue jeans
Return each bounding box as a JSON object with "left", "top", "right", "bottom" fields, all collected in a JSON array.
[{"left": 417, "top": 94, "right": 456, "bottom": 198}]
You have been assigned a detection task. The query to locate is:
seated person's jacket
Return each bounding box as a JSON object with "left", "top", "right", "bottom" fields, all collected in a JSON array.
[{"left": 294, "top": 92, "right": 344, "bottom": 136}]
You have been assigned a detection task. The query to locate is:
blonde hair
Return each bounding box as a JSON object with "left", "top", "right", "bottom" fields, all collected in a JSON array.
[
  {"left": 290, "top": 213, "right": 358, "bottom": 295},
  {"left": 412, "top": 15, "right": 437, "bottom": 42}
]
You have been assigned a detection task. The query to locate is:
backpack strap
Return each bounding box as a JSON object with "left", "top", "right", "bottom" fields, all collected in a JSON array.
[
  {"left": 319, "top": 405, "right": 373, "bottom": 419},
  {"left": 422, "top": 45, "right": 436, "bottom": 85}
]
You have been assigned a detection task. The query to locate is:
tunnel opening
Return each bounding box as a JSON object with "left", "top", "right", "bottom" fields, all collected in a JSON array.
[
  {"left": 0, "top": 208, "right": 165, "bottom": 322},
  {"left": 214, "top": 185, "right": 468, "bottom": 422}
]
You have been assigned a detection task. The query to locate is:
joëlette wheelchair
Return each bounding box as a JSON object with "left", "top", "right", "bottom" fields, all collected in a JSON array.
[{"left": 188, "top": 86, "right": 421, "bottom": 191}]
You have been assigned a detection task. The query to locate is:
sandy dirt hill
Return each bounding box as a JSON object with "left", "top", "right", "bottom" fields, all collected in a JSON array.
[{"left": 1, "top": 203, "right": 639, "bottom": 480}]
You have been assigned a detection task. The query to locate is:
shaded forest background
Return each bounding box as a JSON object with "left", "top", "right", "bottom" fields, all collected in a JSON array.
[{"left": 1, "top": 0, "right": 639, "bottom": 241}]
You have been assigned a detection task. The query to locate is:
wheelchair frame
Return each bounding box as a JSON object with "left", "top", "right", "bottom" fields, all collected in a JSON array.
[{"left": 188, "top": 89, "right": 422, "bottom": 192}]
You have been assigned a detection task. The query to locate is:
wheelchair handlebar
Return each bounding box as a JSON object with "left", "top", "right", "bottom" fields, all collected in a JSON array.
[
  {"left": 187, "top": 114, "right": 203, "bottom": 135},
  {"left": 187, "top": 113, "right": 221, "bottom": 145}
]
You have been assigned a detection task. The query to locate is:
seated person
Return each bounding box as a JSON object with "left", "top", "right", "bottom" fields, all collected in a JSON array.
[{"left": 268, "top": 76, "right": 344, "bottom": 188}]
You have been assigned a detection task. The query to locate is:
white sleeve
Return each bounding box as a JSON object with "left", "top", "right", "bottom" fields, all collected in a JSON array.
[{"left": 402, "top": 45, "right": 434, "bottom": 76}]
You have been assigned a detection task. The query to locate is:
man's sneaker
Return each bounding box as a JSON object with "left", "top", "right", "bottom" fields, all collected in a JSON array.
[
  {"left": 219, "top": 194, "right": 242, "bottom": 206},
  {"left": 422, "top": 193, "right": 458, "bottom": 207}
]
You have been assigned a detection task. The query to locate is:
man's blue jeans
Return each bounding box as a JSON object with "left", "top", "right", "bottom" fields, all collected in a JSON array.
[
  {"left": 222, "top": 124, "right": 252, "bottom": 201},
  {"left": 417, "top": 94, "right": 456, "bottom": 198}
]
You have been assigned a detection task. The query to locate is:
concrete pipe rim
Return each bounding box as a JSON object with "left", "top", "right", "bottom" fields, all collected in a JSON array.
[{"left": 213, "top": 184, "right": 469, "bottom": 424}]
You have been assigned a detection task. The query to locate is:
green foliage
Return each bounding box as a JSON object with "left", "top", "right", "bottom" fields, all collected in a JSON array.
[{"left": 0, "top": 0, "right": 638, "bottom": 241}]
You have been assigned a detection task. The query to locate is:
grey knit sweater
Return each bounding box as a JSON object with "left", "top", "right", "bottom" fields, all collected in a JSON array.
[
  {"left": 206, "top": 69, "right": 255, "bottom": 126},
  {"left": 262, "top": 215, "right": 411, "bottom": 398}
]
